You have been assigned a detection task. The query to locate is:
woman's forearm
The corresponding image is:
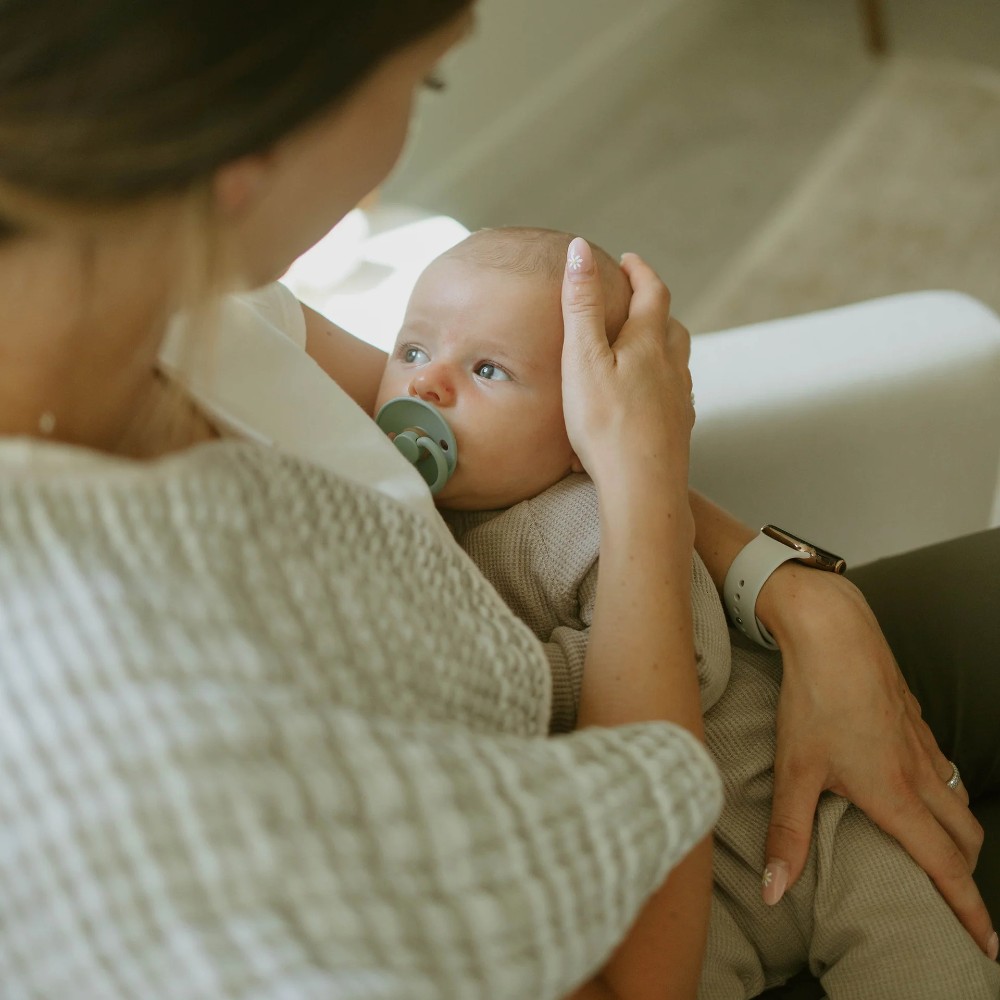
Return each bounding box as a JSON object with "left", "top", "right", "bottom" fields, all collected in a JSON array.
[
  {"left": 602, "top": 838, "right": 713, "bottom": 1000},
  {"left": 689, "top": 488, "right": 755, "bottom": 594},
  {"left": 578, "top": 475, "right": 701, "bottom": 734},
  {"left": 577, "top": 474, "right": 708, "bottom": 1000}
]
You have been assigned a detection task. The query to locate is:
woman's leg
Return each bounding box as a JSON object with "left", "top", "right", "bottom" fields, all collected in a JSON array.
[
  {"left": 849, "top": 526, "right": 1000, "bottom": 922},
  {"left": 848, "top": 527, "right": 1000, "bottom": 796}
]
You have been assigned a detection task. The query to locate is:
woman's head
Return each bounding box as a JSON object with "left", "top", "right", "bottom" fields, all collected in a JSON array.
[
  {"left": 0, "top": 1, "right": 473, "bottom": 253},
  {"left": 0, "top": 2, "right": 474, "bottom": 457}
]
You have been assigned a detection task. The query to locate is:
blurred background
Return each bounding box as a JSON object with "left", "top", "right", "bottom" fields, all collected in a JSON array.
[{"left": 378, "top": 0, "right": 1000, "bottom": 333}]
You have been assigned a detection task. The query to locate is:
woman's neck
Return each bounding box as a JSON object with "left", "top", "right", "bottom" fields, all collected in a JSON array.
[{"left": 0, "top": 221, "right": 218, "bottom": 458}]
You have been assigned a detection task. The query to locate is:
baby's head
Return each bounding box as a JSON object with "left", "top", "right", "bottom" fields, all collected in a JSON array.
[{"left": 375, "top": 226, "right": 631, "bottom": 511}]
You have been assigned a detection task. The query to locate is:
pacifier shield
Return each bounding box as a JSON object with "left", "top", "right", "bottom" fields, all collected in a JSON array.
[{"left": 375, "top": 397, "right": 458, "bottom": 496}]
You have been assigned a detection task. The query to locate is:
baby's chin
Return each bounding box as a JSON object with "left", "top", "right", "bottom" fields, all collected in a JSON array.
[
  {"left": 434, "top": 472, "right": 572, "bottom": 513},
  {"left": 434, "top": 486, "right": 511, "bottom": 514},
  {"left": 433, "top": 476, "right": 523, "bottom": 513}
]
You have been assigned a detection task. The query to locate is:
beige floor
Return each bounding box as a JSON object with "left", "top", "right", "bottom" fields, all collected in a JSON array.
[
  {"left": 687, "top": 55, "right": 1000, "bottom": 331},
  {"left": 397, "top": 0, "right": 1000, "bottom": 324}
]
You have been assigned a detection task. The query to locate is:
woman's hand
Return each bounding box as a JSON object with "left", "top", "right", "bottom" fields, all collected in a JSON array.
[
  {"left": 758, "top": 564, "right": 998, "bottom": 959},
  {"left": 560, "top": 239, "right": 694, "bottom": 492}
]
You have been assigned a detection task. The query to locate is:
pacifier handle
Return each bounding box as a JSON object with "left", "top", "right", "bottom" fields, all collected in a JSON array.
[{"left": 394, "top": 430, "right": 450, "bottom": 495}]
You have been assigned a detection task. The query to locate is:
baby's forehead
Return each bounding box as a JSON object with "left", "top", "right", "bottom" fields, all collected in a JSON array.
[
  {"left": 444, "top": 231, "right": 630, "bottom": 331},
  {"left": 419, "top": 255, "right": 561, "bottom": 318},
  {"left": 414, "top": 237, "right": 630, "bottom": 349}
]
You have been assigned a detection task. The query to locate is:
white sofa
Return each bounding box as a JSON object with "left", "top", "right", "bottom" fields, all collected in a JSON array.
[
  {"left": 689, "top": 291, "right": 1000, "bottom": 566},
  {"left": 285, "top": 209, "right": 1000, "bottom": 569}
]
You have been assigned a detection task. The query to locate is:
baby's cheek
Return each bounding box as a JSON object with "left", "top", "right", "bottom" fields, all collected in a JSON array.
[{"left": 374, "top": 368, "right": 401, "bottom": 410}]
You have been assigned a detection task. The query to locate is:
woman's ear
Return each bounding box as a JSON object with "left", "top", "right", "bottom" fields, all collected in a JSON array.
[{"left": 212, "top": 154, "right": 272, "bottom": 219}]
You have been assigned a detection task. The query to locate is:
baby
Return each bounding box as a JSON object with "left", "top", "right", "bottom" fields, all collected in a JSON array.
[{"left": 373, "top": 227, "right": 999, "bottom": 999}]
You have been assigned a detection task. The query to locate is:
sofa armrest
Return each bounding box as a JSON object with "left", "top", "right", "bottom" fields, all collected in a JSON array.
[{"left": 689, "top": 291, "right": 1000, "bottom": 566}]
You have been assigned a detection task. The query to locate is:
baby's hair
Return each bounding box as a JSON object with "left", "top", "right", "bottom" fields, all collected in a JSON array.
[{"left": 443, "top": 226, "right": 631, "bottom": 340}]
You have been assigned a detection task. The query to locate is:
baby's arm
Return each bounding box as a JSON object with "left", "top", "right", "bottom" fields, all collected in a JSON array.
[{"left": 301, "top": 303, "right": 387, "bottom": 416}]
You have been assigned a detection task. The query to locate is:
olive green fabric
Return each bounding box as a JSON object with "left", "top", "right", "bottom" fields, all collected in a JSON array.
[
  {"left": 852, "top": 526, "right": 1000, "bottom": 923},
  {"left": 762, "top": 527, "right": 1000, "bottom": 998}
]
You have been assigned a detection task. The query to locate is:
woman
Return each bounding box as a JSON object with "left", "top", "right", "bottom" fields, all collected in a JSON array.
[{"left": 0, "top": 3, "right": 994, "bottom": 999}]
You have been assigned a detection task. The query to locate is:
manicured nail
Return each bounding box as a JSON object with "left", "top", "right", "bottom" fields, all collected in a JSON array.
[
  {"left": 761, "top": 860, "right": 788, "bottom": 906},
  {"left": 988, "top": 930, "right": 998, "bottom": 962},
  {"left": 566, "top": 237, "right": 594, "bottom": 280}
]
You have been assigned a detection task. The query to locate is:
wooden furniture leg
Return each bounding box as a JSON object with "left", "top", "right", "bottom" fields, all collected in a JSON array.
[{"left": 857, "top": 0, "right": 888, "bottom": 54}]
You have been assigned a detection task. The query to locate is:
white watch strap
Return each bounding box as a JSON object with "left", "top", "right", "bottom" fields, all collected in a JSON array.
[{"left": 723, "top": 533, "right": 810, "bottom": 650}]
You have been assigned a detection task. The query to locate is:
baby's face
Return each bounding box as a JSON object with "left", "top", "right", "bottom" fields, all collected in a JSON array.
[{"left": 375, "top": 257, "right": 580, "bottom": 510}]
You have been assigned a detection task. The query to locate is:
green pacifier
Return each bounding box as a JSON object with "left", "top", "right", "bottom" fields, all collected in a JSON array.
[{"left": 375, "top": 397, "right": 458, "bottom": 496}]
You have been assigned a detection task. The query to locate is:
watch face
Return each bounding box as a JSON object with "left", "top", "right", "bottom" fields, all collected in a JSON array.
[{"left": 763, "top": 525, "right": 847, "bottom": 573}]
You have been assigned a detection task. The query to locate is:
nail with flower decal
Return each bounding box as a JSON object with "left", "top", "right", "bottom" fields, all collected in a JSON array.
[
  {"left": 761, "top": 859, "right": 789, "bottom": 906},
  {"left": 566, "top": 237, "right": 594, "bottom": 281}
]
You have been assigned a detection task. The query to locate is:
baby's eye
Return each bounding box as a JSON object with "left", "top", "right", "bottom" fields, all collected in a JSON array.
[
  {"left": 474, "top": 362, "right": 511, "bottom": 381},
  {"left": 401, "top": 345, "right": 429, "bottom": 365}
]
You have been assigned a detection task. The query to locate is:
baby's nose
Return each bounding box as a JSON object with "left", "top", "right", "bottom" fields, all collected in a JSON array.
[{"left": 409, "top": 369, "right": 456, "bottom": 407}]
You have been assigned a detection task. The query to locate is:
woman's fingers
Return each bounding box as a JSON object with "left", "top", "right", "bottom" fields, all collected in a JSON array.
[
  {"left": 908, "top": 693, "right": 973, "bottom": 808},
  {"left": 871, "top": 780, "right": 994, "bottom": 954},
  {"left": 619, "top": 253, "right": 691, "bottom": 385},
  {"left": 762, "top": 751, "right": 823, "bottom": 905},
  {"left": 561, "top": 237, "right": 609, "bottom": 368},
  {"left": 620, "top": 251, "right": 672, "bottom": 326},
  {"left": 910, "top": 704, "right": 980, "bottom": 865},
  {"left": 561, "top": 243, "right": 694, "bottom": 482},
  {"left": 919, "top": 760, "right": 982, "bottom": 867},
  {"left": 560, "top": 238, "right": 611, "bottom": 476}
]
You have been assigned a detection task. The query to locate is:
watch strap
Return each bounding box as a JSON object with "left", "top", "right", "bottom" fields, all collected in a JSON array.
[{"left": 723, "top": 533, "right": 811, "bottom": 650}]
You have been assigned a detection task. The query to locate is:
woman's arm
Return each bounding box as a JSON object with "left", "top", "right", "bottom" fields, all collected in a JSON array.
[
  {"left": 301, "top": 303, "right": 387, "bottom": 416},
  {"left": 561, "top": 243, "right": 713, "bottom": 1000},
  {"left": 577, "top": 479, "right": 712, "bottom": 1000},
  {"left": 689, "top": 488, "right": 997, "bottom": 957}
]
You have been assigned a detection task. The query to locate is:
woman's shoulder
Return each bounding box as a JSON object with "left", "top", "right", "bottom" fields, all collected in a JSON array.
[
  {"left": 157, "top": 284, "right": 445, "bottom": 531},
  {"left": 229, "top": 281, "right": 307, "bottom": 349}
]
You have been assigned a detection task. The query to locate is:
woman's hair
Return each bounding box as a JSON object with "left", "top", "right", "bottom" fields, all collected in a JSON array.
[
  {"left": 0, "top": 1, "right": 471, "bottom": 453},
  {"left": 0, "top": 0, "right": 470, "bottom": 234}
]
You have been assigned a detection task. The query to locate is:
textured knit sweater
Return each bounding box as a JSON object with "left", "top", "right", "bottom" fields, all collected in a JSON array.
[{"left": 0, "top": 438, "right": 723, "bottom": 1000}]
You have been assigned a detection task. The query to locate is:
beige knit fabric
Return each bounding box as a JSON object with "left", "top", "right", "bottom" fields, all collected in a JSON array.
[
  {"left": 445, "top": 473, "right": 732, "bottom": 734},
  {"left": 0, "top": 439, "right": 724, "bottom": 1000},
  {"left": 446, "top": 475, "right": 1000, "bottom": 999}
]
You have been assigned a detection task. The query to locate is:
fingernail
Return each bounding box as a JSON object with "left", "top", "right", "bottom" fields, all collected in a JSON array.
[
  {"left": 988, "top": 930, "right": 998, "bottom": 962},
  {"left": 566, "top": 237, "right": 594, "bottom": 281},
  {"left": 761, "top": 860, "right": 788, "bottom": 906}
]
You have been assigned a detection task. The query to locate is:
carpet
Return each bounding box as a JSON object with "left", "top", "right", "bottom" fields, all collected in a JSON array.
[{"left": 688, "top": 57, "right": 1000, "bottom": 333}]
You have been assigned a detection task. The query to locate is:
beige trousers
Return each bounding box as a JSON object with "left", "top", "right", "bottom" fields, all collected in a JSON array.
[{"left": 698, "top": 632, "right": 1000, "bottom": 1000}]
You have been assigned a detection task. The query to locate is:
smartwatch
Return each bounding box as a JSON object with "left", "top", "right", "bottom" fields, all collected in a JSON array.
[{"left": 723, "top": 525, "right": 847, "bottom": 649}]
